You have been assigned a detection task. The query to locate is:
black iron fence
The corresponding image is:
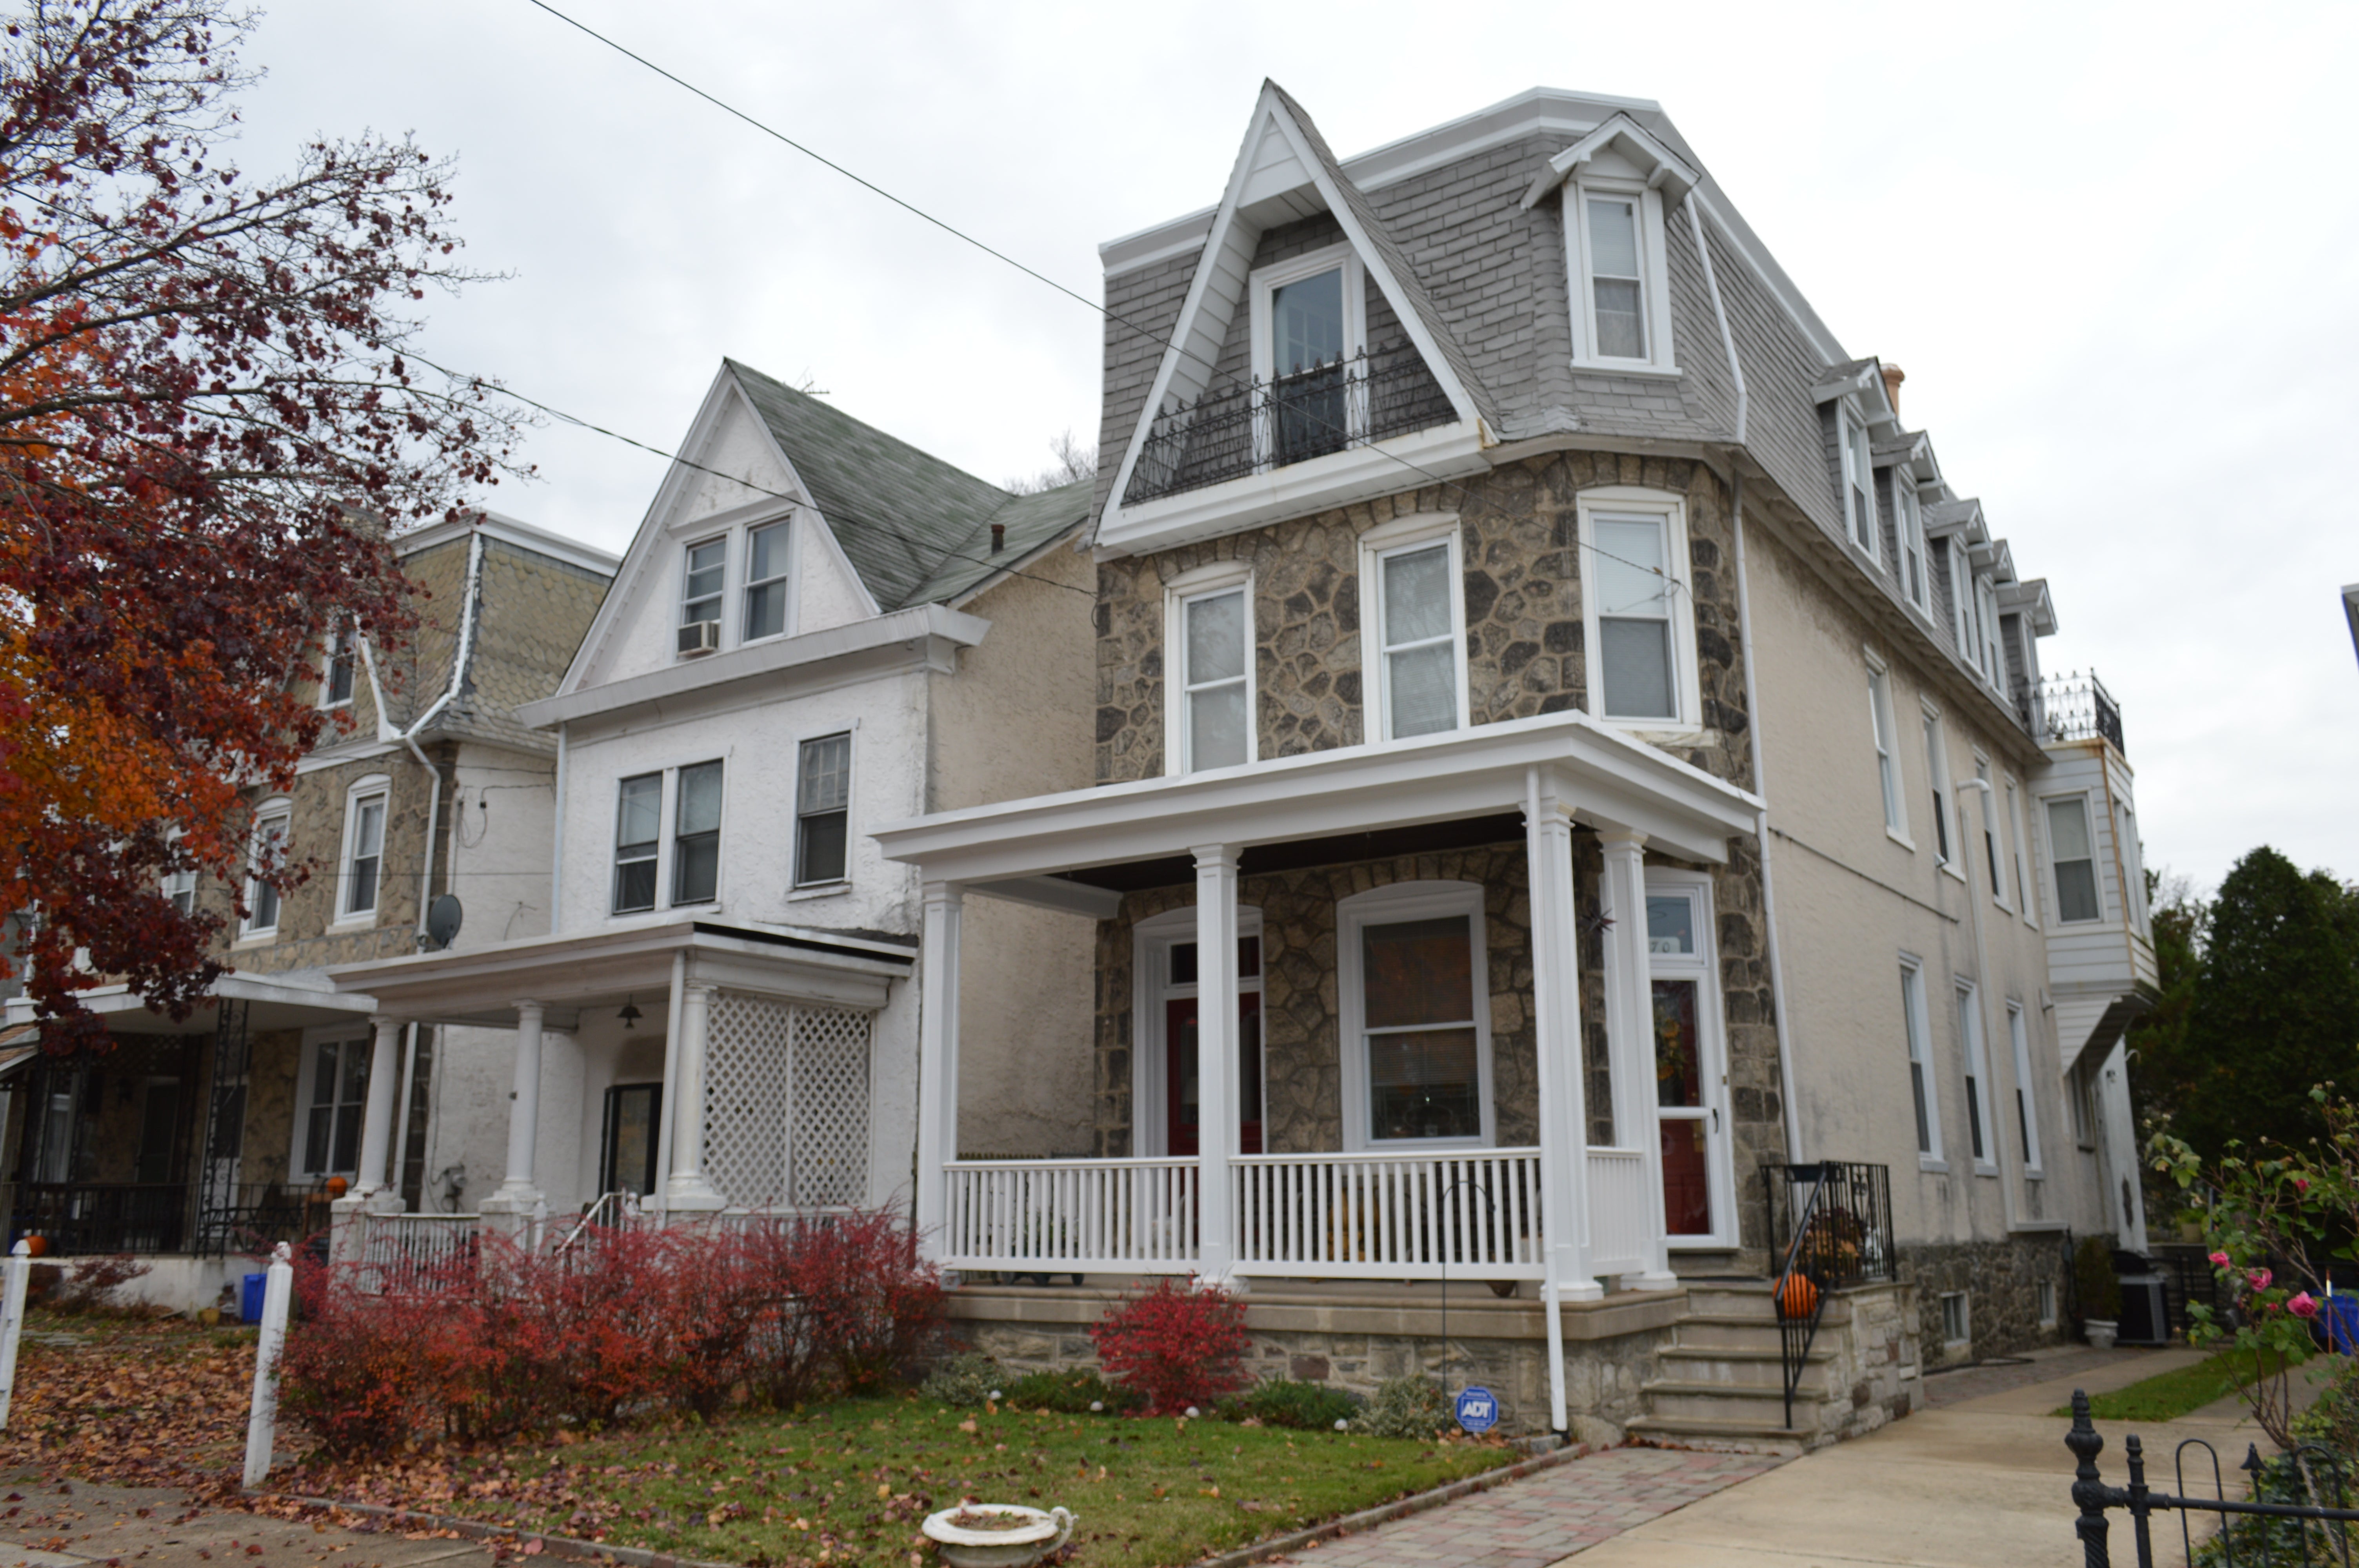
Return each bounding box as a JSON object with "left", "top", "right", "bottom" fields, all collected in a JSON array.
[
  {"left": 1761, "top": 1161, "right": 1896, "bottom": 1429},
  {"left": 2038, "top": 670, "right": 2127, "bottom": 756},
  {"left": 193, "top": 1181, "right": 337, "bottom": 1258},
  {"left": 1123, "top": 341, "right": 1457, "bottom": 506},
  {"left": 5, "top": 1182, "right": 191, "bottom": 1254},
  {"left": 2068, "top": 1390, "right": 2359, "bottom": 1564}
]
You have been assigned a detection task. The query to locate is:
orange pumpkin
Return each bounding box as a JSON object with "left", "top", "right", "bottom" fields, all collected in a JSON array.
[
  {"left": 325, "top": 1176, "right": 349, "bottom": 1198},
  {"left": 1776, "top": 1273, "right": 1818, "bottom": 1320},
  {"left": 20, "top": 1235, "right": 47, "bottom": 1258}
]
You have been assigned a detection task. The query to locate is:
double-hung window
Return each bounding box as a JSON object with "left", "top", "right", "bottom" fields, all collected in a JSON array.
[
  {"left": 1977, "top": 579, "right": 2004, "bottom": 686},
  {"left": 1923, "top": 711, "right": 1952, "bottom": 867},
  {"left": 2046, "top": 795, "right": 2103, "bottom": 923},
  {"left": 322, "top": 621, "right": 356, "bottom": 708},
  {"left": 795, "top": 734, "right": 852, "bottom": 886},
  {"left": 1365, "top": 528, "right": 1465, "bottom": 741},
  {"left": 1867, "top": 659, "right": 1906, "bottom": 838},
  {"left": 1250, "top": 244, "right": 1365, "bottom": 469},
  {"left": 2006, "top": 779, "right": 2036, "bottom": 922},
  {"left": 243, "top": 803, "right": 291, "bottom": 937},
  {"left": 339, "top": 784, "right": 388, "bottom": 921},
  {"left": 1895, "top": 479, "right": 1929, "bottom": 611},
  {"left": 672, "top": 760, "right": 723, "bottom": 906},
  {"left": 1841, "top": 408, "right": 1877, "bottom": 559},
  {"left": 162, "top": 866, "right": 196, "bottom": 915},
  {"left": 1579, "top": 490, "right": 1698, "bottom": 730},
  {"left": 1179, "top": 585, "right": 1250, "bottom": 770},
  {"left": 612, "top": 774, "right": 662, "bottom": 914},
  {"left": 682, "top": 538, "right": 726, "bottom": 632},
  {"left": 1957, "top": 982, "right": 1996, "bottom": 1169},
  {"left": 1976, "top": 759, "right": 2003, "bottom": 902},
  {"left": 1341, "top": 884, "right": 1490, "bottom": 1147},
  {"left": 743, "top": 521, "right": 791, "bottom": 642},
  {"left": 301, "top": 1037, "right": 371, "bottom": 1177},
  {"left": 1901, "top": 957, "right": 1939, "bottom": 1160},
  {"left": 2008, "top": 1002, "right": 2043, "bottom": 1173},
  {"left": 1947, "top": 540, "right": 1975, "bottom": 655},
  {"left": 1566, "top": 185, "right": 1674, "bottom": 372}
]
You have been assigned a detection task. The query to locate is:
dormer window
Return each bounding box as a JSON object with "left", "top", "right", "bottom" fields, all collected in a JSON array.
[
  {"left": 321, "top": 621, "right": 356, "bottom": 708},
  {"left": 1250, "top": 244, "right": 1367, "bottom": 470},
  {"left": 1840, "top": 407, "right": 1877, "bottom": 561},
  {"left": 1976, "top": 579, "right": 2004, "bottom": 686},
  {"left": 1895, "top": 479, "right": 1929, "bottom": 611},
  {"left": 1564, "top": 183, "right": 1676, "bottom": 374}
]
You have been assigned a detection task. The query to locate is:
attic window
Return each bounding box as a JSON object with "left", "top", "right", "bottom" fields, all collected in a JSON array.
[
  {"left": 744, "top": 521, "right": 791, "bottom": 642},
  {"left": 1565, "top": 181, "right": 1676, "bottom": 374},
  {"left": 1250, "top": 243, "right": 1367, "bottom": 469}
]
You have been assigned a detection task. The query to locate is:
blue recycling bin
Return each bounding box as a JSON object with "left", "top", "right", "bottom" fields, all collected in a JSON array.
[
  {"left": 2320, "top": 1294, "right": 2359, "bottom": 1353},
  {"left": 240, "top": 1271, "right": 267, "bottom": 1323}
]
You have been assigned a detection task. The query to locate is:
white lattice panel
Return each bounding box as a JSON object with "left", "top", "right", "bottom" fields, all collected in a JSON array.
[
  {"left": 790, "top": 1005, "right": 871, "bottom": 1208},
  {"left": 703, "top": 992, "right": 794, "bottom": 1209}
]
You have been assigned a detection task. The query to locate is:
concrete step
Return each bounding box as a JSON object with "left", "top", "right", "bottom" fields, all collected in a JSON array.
[
  {"left": 1657, "top": 1345, "right": 1831, "bottom": 1392},
  {"left": 1671, "top": 1311, "right": 1790, "bottom": 1350},
  {"left": 1625, "top": 1414, "right": 1817, "bottom": 1454},
  {"left": 1641, "top": 1377, "right": 1826, "bottom": 1427},
  {"left": 1680, "top": 1280, "right": 1776, "bottom": 1318}
]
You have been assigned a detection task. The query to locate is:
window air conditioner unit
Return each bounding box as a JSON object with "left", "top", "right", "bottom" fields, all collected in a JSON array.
[{"left": 677, "top": 620, "right": 721, "bottom": 657}]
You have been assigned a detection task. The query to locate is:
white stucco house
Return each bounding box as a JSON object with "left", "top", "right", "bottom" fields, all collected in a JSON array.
[{"left": 325, "top": 360, "right": 1099, "bottom": 1235}]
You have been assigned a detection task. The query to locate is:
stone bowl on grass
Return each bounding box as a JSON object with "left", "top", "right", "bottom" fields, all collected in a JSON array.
[{"left": 921, "top": 1504, "right": 1074, "bottom": 1568}]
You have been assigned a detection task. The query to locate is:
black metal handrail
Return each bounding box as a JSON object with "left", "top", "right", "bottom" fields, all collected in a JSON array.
[
  {"left": 2068, "top": 1389, "right": 2358, "bottom": 1564},
  {"left": 1123, "top": 340, "right": 1456, "bottom": 506},
  {"left": 1761, "top": 1161, "right": 1897, "bottom": 1430}
]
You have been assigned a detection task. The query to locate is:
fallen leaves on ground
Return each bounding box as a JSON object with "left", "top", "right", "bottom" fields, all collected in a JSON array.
[{"left": 0, "top": 1310, "right": 256, "bottom": 1501}]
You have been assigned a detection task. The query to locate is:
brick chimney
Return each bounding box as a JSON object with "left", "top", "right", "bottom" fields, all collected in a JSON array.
[{"left": 1880, "top": 363, "right": 1906, "bottom": 418}]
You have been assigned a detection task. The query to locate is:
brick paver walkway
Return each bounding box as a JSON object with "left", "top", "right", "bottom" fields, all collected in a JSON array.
[{"left": 1264, "top": 1445, "right": 1783, "bottom": 1567}]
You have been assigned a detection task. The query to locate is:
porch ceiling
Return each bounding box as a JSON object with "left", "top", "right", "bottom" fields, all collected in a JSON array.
[
  {"left": 0, "top": 972, "right": 378, "bottom": 1036},
  {"left": 324, "top": 918, "right": 914, "bottom": 1028},
  {"left": 872, "top": 709, "right": 1762, "bottom": 891}
]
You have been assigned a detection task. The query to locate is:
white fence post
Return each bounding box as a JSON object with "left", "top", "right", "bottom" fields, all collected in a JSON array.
[
  {"left": 0, "top": 1240, "right": 30, "bottom": 1430},
  {"left": 243, "top": 1242, "right": 294, "bottom": 1489}
]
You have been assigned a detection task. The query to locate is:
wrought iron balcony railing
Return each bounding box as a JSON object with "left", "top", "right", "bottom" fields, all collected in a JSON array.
[
  {"left": 2036, "top": 670, "right": 2126, "bottom": 756},
  {"left": 1123, "top": 341, "right": 1457, "bottom": 506}
]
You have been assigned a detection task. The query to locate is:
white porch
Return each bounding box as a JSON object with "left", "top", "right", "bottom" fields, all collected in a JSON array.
[{"left": 874, "top": 710, "right": 1762, "bottom": 1431}]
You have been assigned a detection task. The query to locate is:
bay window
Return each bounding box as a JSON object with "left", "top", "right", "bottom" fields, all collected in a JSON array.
[{"left": 2046, "top": 794, "right": 2103, "bottom": 923}]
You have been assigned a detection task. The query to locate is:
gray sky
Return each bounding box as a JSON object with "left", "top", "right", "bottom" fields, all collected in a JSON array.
[{"left": 237, "top": 0, "right": 2359, "bottom": 895}]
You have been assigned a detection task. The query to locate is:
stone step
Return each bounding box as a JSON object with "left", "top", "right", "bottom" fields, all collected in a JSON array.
[
  {"left": 1656, "top": 1345, "right": 1831, "bottom": 1392},
  {"left": 1641, "top": 1377, "right": 1827, "bottom": 1428},
  {"left": 1625, "top": 1414, "right": 1817, "bottom": 1454},
  {"left": 1680, "top": 1280, "right": 1776, "bottom": 1318},
  {"left": 1671, "top": 1311, "right": 1791, "bottom": 1350}
]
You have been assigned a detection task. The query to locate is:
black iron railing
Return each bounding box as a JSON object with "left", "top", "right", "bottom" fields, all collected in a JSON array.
[
  {"left": 2068, "top": 1390, "right": 2359, "bottom": 1564},
  {"left": 193, "top": 1181, "right": 336, "bottom": 1258},
  {"left": 6, "top": 1182, "right": 191, "bottom": 1255},
  {"left": 1762, "top": 1161, "right": 1896, "bottom": 1429},
  {"left": 1123, "top": 341, "right": 1457, "bottom": 506},
  {"left": 2038, "top": 670, "right": 2126, "bottom": 756}
]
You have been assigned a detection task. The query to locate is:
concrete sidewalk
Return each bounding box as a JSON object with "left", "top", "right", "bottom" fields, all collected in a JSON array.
[{"left": 1565, "top": 1345, "right": 2266, "bottom": 1566}]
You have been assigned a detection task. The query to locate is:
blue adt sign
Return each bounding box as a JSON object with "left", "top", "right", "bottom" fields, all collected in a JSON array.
[{"left": 1454, "top": 1385, "right": 1498, "bottom": 1435}]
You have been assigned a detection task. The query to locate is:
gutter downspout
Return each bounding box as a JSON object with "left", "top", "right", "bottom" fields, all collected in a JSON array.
[
  {"left": 1732, "top": 473, "right": 1803, "bottom": 1167},
  {"left": 399, "top": 531, "right": 484, "bottom": 946}
]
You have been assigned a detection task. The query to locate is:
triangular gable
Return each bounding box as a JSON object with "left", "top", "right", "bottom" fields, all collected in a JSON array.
[
  {"left": 1101, "top": 81, "right": 1494, "bottom": 521},
  {"left": 1518, "top": 111, "right": 1704, "bottom": 213}
]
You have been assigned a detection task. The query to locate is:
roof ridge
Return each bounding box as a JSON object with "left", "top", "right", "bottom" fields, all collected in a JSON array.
[{"left": 723, "top": 358, "right": 1013, "bottom": 502}]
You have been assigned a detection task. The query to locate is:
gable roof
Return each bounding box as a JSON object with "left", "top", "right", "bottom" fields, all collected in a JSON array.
[
  {"left": 726, "top": 360, "right": 1018, "bottom": 612},
  {"left": 907, "top": 478, "right": 1095, "bottom": 608}
]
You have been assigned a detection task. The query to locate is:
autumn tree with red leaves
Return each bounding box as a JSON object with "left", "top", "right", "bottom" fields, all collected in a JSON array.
[{"left": 0, "top": 0, "right": 528, "bottom": 1047}]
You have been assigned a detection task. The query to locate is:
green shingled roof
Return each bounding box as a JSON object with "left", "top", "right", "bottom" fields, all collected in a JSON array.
[{"left": 726, "top": 360, "right": 1086, "bottom": 611}]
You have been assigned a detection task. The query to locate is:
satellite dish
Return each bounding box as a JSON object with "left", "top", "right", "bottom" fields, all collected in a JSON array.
[{"left": 425, "top": 894, "right": 463, "bottom": 951}]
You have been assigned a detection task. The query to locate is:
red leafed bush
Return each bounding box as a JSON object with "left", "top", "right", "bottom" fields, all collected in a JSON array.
[
  {"left": 278, "top": 1210, "right": 940, "bottom": 1455},
  {"left": 1088, "top": 1277, "right": 1250, "bottom": 1414}
]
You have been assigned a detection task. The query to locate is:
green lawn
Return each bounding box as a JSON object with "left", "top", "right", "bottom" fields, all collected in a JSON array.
[
  {"left": 336, "top": 1396, "right": 1519, "bottom": 1568},
  {"left": 2061, "top": 1348, "right": 2293, "bottom": 1423}
]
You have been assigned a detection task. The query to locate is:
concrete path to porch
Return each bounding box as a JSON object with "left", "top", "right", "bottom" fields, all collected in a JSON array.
[
  {"left": 0, "top": 1477, "right": 496, "bottom": 1568},
  {"left": 1565, "top": 1342, "right": 2270, "bottom": 1565}
]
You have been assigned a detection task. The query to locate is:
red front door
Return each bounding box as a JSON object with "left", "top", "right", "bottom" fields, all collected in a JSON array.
[{"left": 1165, "top": 994, "right": 1263, "bottom": 1157}]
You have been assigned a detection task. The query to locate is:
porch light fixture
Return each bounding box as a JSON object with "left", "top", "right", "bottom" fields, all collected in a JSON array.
[{"left": 618, "top": 996, "right": 643, "bottom": 1029}]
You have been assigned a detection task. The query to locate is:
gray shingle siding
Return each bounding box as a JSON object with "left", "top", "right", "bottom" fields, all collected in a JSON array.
[
  {"left": 1707, "top": 216, "right": 1843, "bottom": 541},
  {"left": 1091, "top": 247, "right": 1199, "bottom": 526}
]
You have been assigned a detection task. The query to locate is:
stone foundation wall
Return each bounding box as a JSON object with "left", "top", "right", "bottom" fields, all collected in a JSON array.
[
  {"left": 1904, "top": 1235, "right": 2071, "bottom": 1361},
  {"left": 1817, "top": 1282, "right": 1919, "bottom": 1442}
]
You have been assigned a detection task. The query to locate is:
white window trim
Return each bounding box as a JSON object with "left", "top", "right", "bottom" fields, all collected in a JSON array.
[
  {"left": 1940, "top": 1290, "right": 1972, "bottom": 1348},
  {"left": 1337, "top": 880, "right": 1495, "bottom": 1152},
  {"left": 1865, "top": 650, "right": 1911, "bottom": 848},
  {"left": 1162, "top": 559, "right": 1257, "bottom": 776},
  {"left": 1577, "top": 486, "right": 1702, "bottom": 737},
  {"left": 1563, "top": 178, "right": 1679, "bottom": 375},
  {"left": 288, "top": 1023, "right": 374, "bottom": 1180},
  {"left": 1947, "top": 539, "right": 1974, "bottom": 656},
  {"left": 319, "top": 619, "right": 356, "bottom": 711},
  {"left": 1975, "top": 754, "right": 2009, "bottom": 912},
  {"left": 680, "top": 532, "right": 729, "bottom": 642},
  {"left": 740, "top": 516, "right": 800, "bottom": 647},
  {"left": 1896, "top": 478, "right": 1931, "bottom": 613},
  {"left": 240, "top": 799, "right": 293, "bottom": 941},
  {"left": 608, "top": 755, "right": 731, "bottom": 922},
  {"left": 1839, "top": 403, "right": 1879, "bottom": 565},
  {"left": 1957, "top": 978, "right": 1998, "bottom": 1175},
  {"left": 1648, "top": 867, "right": 1737, "bottom": 1250},
  {"left": 1357, "top": 513, "right": 1471, "bottom": 744},
  {"left": 1249, "top": 242, "right": 1368, "bottom": 387},
  {"left": 1901, "top": 953, "right": 1943, "bottom": 1169},
  {"left": 331, "top": 773, "right": 393, "bottom": 929},
  {"left": 2039, "top": 790, "right": 2108, "bottom": 926},
  {"left": 2006, "top": 776, "right": 2039, "bottom": 930},
  {"left": 791, "top": 726, "right": 856, "bottom": 892},
  {"left": 611, "top": 769, "right": 665, "bottom": 917},
  {"left": 1922, "top": 703, "right": 1964, "bottom": 881},
  {"left": 2009, "top": 1000, "right": 2044, "bottom": 1176},
  {"left": 1129, "top": 904, "right": 1267, "bottom": 1160},
  {"left": 1976, "top": 579, "right": 2004, "bottom": 688}
]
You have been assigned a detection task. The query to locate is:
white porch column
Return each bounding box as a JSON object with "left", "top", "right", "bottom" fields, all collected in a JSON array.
[
  {"left": 1600, "top": 830, "right": 1678, "bottom": 1291},
  {"left": 483, "top": 1000, "right": 547, "bottom": 1215},
  {"left": 1525, "top": 777, "right": 1597, "bottom": 1432},
  {"left": 1192, "top": 845, "right": 1240, "bottom": 1287},
  {"left": 665, "top": 981, "right": 727, "bottom": 1212},
  {"left": 353, "top": 1015, "right": 405, "bottom": 1203},
  {"left": 912, "top": 882, "right": 964, "bottom": 1264}
]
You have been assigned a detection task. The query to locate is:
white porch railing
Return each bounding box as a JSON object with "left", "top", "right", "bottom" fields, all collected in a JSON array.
[
  {"left": 360, "top": 1212, "right": 480, "bottom": 1276},
  {"left": 1232, "top": 1147, "right": 1545, "bottom": 1280},
  {"left": 943, "top": 1158, "right": 1199, "bottom": 1272},
  {"left": 1585, "top": 1147, "right": 1649, "bottom": 1277}
]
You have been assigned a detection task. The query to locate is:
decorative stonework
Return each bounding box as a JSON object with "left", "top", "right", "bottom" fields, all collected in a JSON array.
[
  {"left": 1093, "top": 456, "right": 1754, "bottom": 793},
  {"left": 1905, "top": 1235, "right": 2072, "bottom": 1361}
]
